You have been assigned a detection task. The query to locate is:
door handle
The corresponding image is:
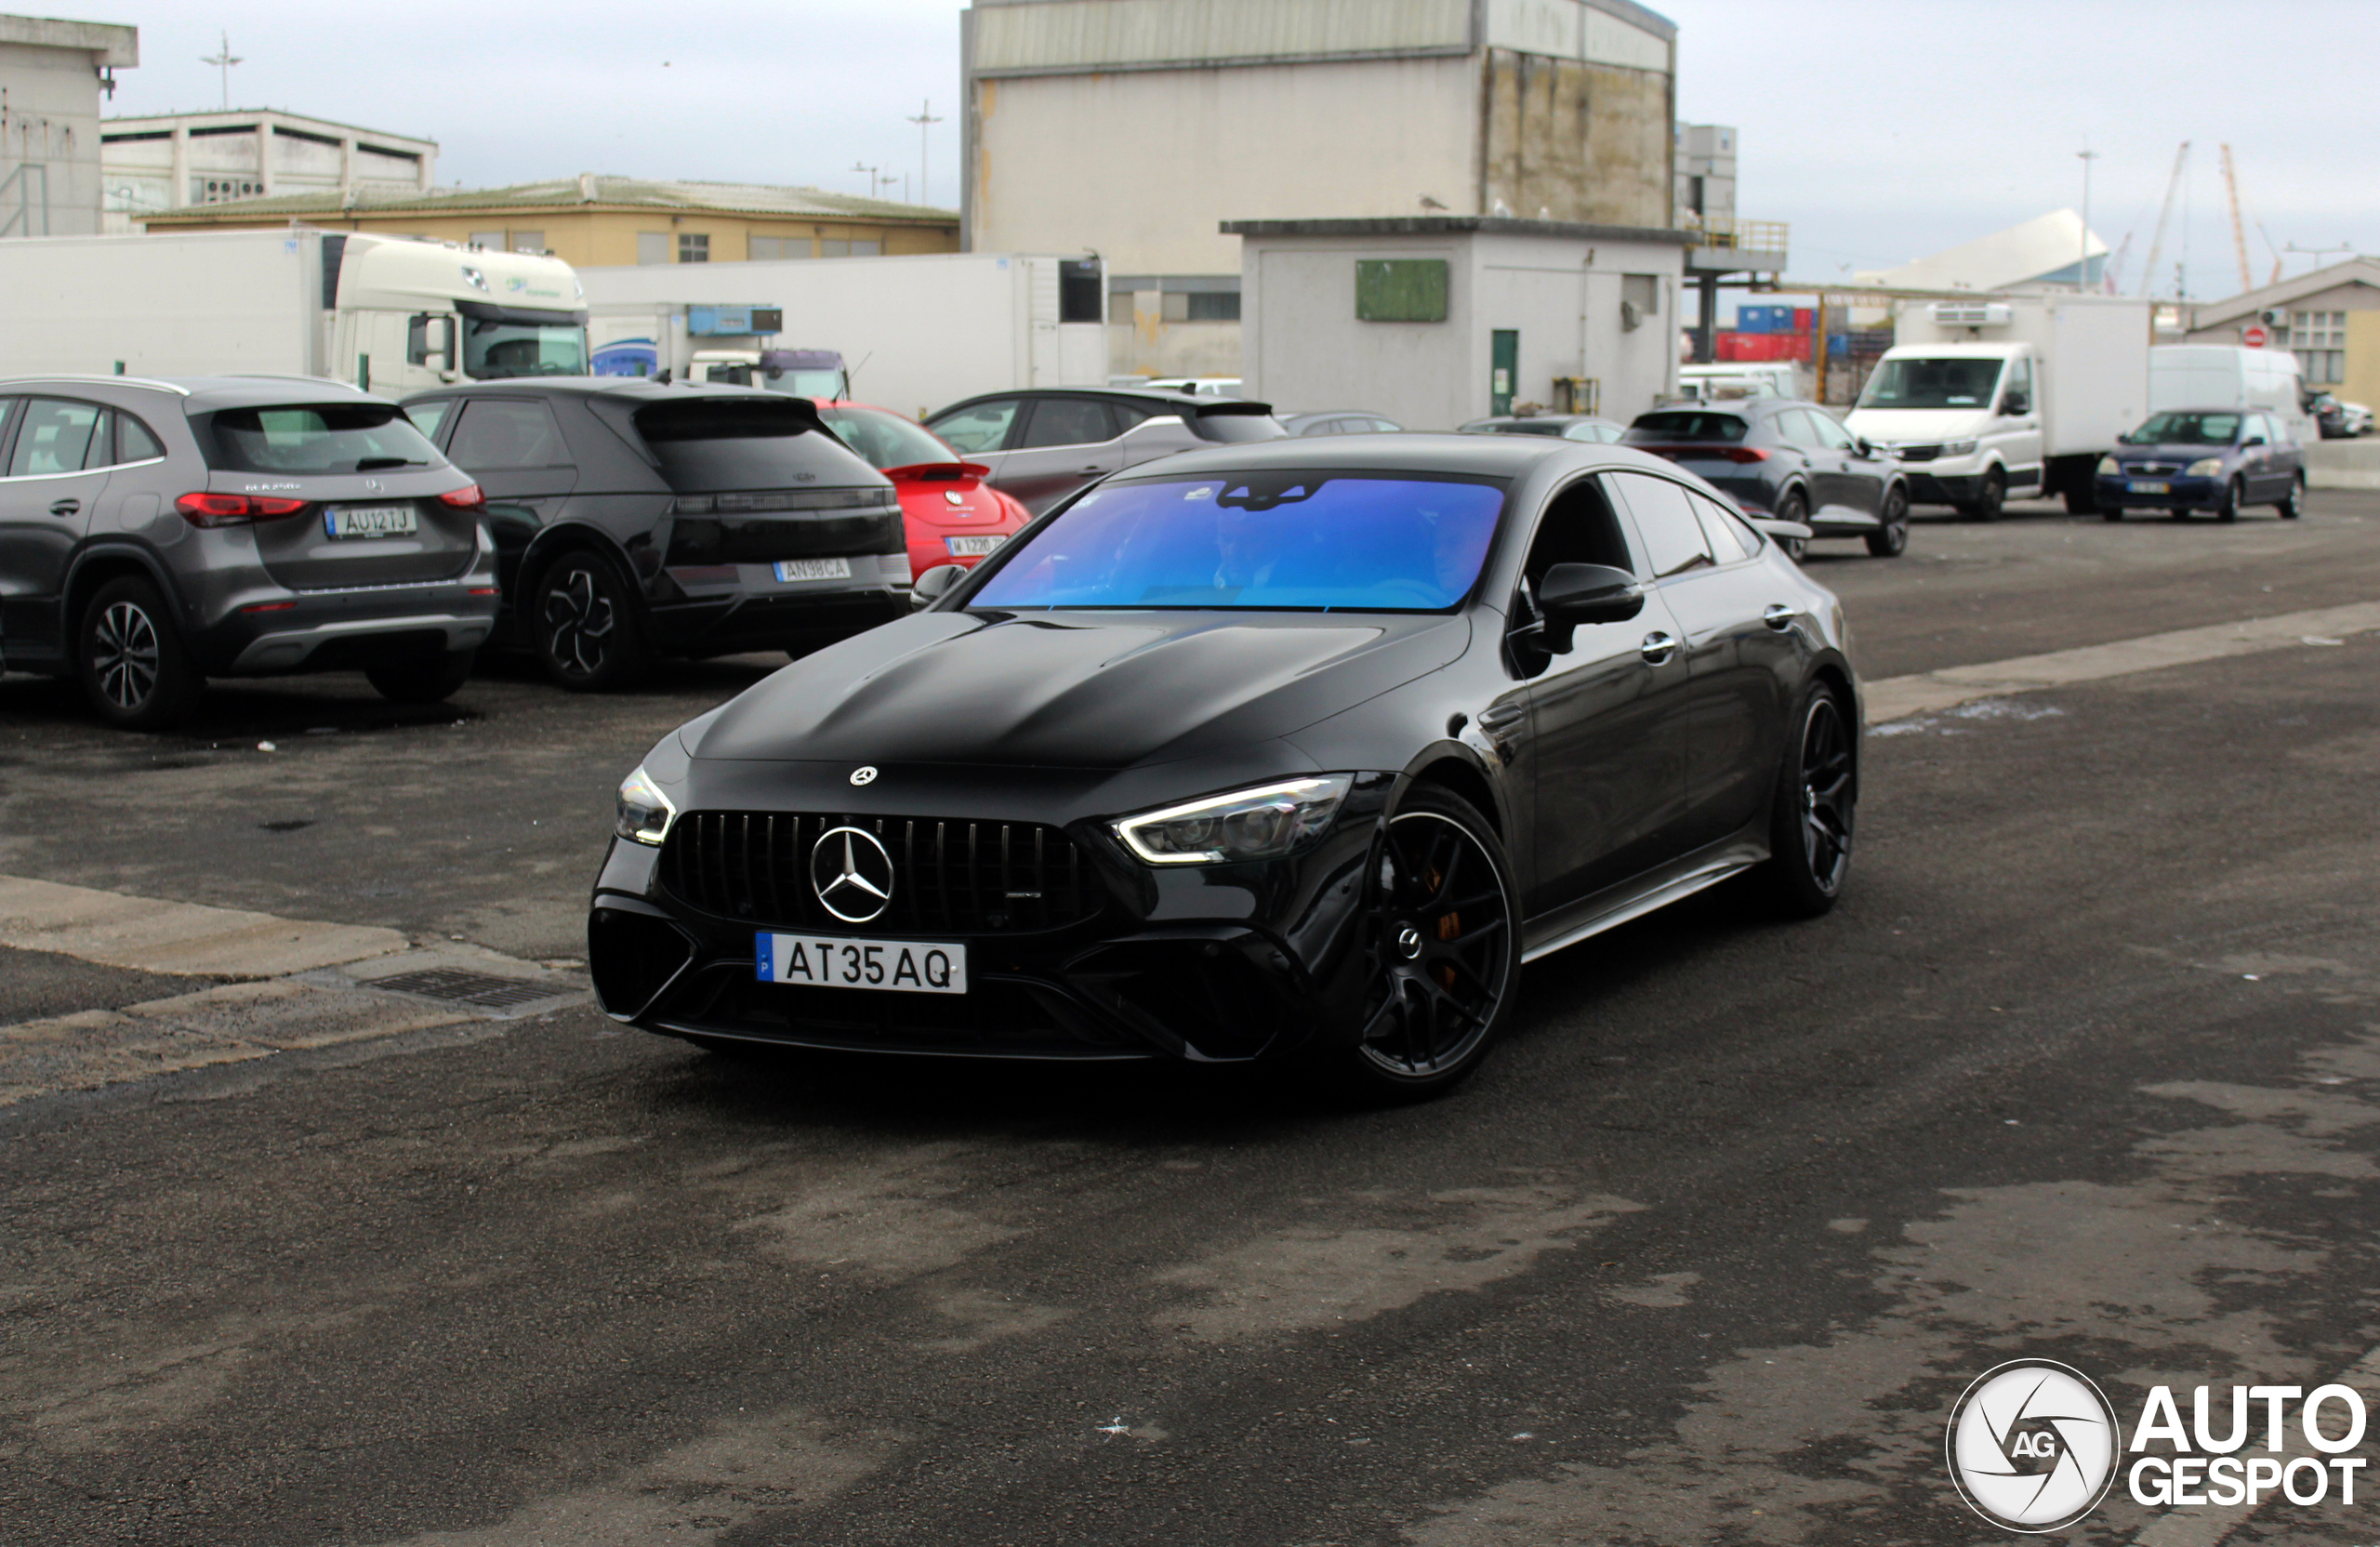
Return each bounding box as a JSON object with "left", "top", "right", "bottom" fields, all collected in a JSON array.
[
  {"left": 1763, "top": 603, "right": 1798, "bottom": 630},
  {"left": 1640, "top": 630, "right": 1679, "bottom": 665},
  {"left": 49, "top": 498, "right": 80, "bottom": 516},
  {"left": 1477, "top": 702, "right": 1526, "bottom": 731},
  {"left": 1078, "top": 464, "right": 1107, "bottom": 474}
]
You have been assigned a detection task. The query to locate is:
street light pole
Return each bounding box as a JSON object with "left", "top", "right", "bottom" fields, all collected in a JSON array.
[
  {"left": 2077, "top": 148, "right": 2100, "bottom": 292},
  {"left": 200, "top": 31, "right": 243, "bottom": 112},
  {"left": 906, "top": 99, "right": 943, "bottom": 207}
]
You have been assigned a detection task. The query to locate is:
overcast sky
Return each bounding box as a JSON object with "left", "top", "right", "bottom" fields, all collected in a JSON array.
[{"left": 99, "top": 0, "right": 2378, "bottom": 300}]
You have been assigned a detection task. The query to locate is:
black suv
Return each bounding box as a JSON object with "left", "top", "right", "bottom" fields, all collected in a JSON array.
[
  {"left": 403, "top": 380, "right": 908, "bottom": 689},
  {"left": 924, "top": 389, "right": 1286, "bottom": 516}
]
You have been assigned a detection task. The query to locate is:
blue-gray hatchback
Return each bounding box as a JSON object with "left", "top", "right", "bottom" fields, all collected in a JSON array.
[{"left": 0, "top": 376, "right": 499, "bottom": 728}]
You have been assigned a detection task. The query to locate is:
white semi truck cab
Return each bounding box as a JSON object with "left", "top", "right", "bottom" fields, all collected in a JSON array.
[
  {"left": 0, "top": 229, "right": 588, "bottom": 395},
  {"left": 1846, "top": 297, "right": 2150, "bottom": 518}
]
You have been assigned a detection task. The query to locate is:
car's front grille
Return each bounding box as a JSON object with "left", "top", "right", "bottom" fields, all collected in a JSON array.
[
  {"left": 657, "top": 811, "right": 1105, "bottom": 935},
  {"left": 1894, "top": 443, "right": 1943, "bottom": 461},
  {"left": 2129, "top": 461, "right": 2179, "bottom": 475}
]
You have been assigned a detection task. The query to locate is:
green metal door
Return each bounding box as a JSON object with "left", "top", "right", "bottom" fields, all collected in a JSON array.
[{"left": 1491, "top": 330, "right": 1517, "bottom": 416}]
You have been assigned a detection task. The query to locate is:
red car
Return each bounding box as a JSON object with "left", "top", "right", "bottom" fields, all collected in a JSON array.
[{"left": 815, "top": 403, "right": 1031, "bottom": 577}]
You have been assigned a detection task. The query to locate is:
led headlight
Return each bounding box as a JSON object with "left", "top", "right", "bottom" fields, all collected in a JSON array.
[
  {"left": 2096, "top": 456, "right": 2120, "bottom": 477},
  {"left": 2185, "top": 457, "right": 2225, "bottom": 478},
  {"left": 1112, "top": 775, "right": 1353, "bottom": 866},
  {"left": 615, "top": 765, "right": 678, "bottom": 845},
  {"left": 1943, "top": 439, "right": 1979, "bottom": 456}
]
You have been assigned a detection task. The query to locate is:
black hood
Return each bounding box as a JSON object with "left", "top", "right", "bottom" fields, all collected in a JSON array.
[{"left": 691, "top": 610, "right": 1471, "bottom": 769}]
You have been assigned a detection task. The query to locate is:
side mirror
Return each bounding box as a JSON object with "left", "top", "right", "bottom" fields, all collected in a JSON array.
[
  {"left": 1854, "top": 438, "right": 1877, "bottom": 458},
  {"left": 1525, "top": 562, "right": 1643, "bottom": 654},
  {"left": 2243, "top": 435, "right": 2267, "bottom": 447},
  {"left": 2002, "top": 391, "right": 2030, "bottom": 416},
  {"left": 912, "top": 562, "right": 968, "bottom": 608}
]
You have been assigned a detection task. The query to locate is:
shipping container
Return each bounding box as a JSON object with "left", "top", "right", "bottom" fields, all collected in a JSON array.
[{"left": 1793, "top": 307, "right": 1816, "bottom": 333}]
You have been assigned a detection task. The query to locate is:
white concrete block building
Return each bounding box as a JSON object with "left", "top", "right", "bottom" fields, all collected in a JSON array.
[{"left": 0, "top": 11, "right": 139, "bottom": 237}]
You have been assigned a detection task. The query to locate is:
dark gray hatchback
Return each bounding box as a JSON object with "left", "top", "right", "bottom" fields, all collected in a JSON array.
[
  {"left": 0, "top": 375, "right": 499, "bottom": 728},
  {"left": 402, "top": 379, "right": 909, "bottom": 689}
]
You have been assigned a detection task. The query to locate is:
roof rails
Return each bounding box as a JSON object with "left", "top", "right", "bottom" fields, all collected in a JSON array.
[{"left": 0, "top": 373, "right": 192, "bottom": 395}]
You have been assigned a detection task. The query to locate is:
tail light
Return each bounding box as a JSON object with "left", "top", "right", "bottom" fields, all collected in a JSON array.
[
  {"left": 175, "top": 492, "right": 309, "bottom": 528},
  {"left": 1720, "top": 447, "right": 1771, "bottom": 464},
  {"left": 438, "top": 483, "right": 486, "bottom": 510},
  {"left": 1642, "top": 444, "right": 1769, "bottom": 464}
]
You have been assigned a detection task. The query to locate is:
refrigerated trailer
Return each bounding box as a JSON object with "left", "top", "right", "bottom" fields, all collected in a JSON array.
[
  {"left": 575, "top": 252, "right": 1106, "bottom": 418},
  {"left": 1846, "top": 295, "right": 2153, "bottom": 515},
  {"left": 0, "top": 230, "right": 588, "bottom": 393}
]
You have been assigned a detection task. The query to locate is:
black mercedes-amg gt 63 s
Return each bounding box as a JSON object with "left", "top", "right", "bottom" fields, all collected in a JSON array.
[{"left": 588, "top": 435, "right": 1860, "bottom": 1100}]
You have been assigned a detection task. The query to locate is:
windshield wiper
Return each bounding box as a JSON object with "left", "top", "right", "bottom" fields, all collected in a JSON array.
[{"left": 355, "top": 457, "right": 425, "bottom": 471}]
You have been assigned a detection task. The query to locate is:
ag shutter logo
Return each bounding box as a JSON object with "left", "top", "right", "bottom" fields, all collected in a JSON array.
[{"left": 1947, "top": 1359, "right": 2120, "bottom": 1533}]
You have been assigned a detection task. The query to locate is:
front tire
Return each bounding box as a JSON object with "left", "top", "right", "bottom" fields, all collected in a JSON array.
[
  {"left": 1864, "top": 485, "right": 1910, "bottom": 557},
  {"left": 1747, "top": 681, "right": 1857, "bottom": 919},
  {"left": 77, "top": 575, "right": 202, "bottom": 731},
  {"left": 2277, "top": 474, "right": 2304, "bottom": 520},
  {"left": 1775, "top": 489, "right": 1811, "bottom": 562},
  {"left": 1320, "top": 785, "right": 1521, "bottom": 1104},
  {"left": 366, "top": 650, "right": 476, "bottom": 704},
  {"left": 1964, "top": 468, "right": 2006, "bottom": 522},
  {"left": 531, "top": 549, "right": 646, "bottom": 692},
  {"left": 2215, "top": 477, "right": 2242, "bottom": 523}
]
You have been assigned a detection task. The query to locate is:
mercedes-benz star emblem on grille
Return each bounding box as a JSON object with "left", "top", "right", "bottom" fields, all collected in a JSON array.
[
  {"left": 812, "top": 826, "right": 895, "bottom": 923},
  {"left": 850, "top": 766, "right": 879, "bottom": 787}
]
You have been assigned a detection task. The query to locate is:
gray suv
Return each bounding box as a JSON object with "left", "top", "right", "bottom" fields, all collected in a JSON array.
[
  {"left": 924, "top": 389, "right": 1287, "bottom": 516},
  {"left": 0, "top": 376, "right": 499, "bottom": 729}
]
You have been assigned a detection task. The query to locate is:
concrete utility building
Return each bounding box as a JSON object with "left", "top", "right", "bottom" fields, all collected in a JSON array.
[
  {"left": 1232, "top": 216, "right": 1687, "bottom": 430},
  {"left": 2183, "top": 257, "right": 2380, "bottom": 405},
  {"left": 99, "top": 109, "right": 435, "bottom": 232},
  {"left": 140, "top": 176, "right": 959, "bottom": 269},
  {"left": 0, "top": 11, "right": 139, "bottom": 237},
  {"left": 960, "top": 0, "right": 1681, "bottom": 380}
]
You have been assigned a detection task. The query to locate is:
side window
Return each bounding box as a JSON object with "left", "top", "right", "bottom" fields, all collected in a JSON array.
[
  {"left": 405, "top": 399, "right": 456, "bottom": 444},
  {"left": 1112, "top": 403, "right": 1157, "bottom": 432},
  {"left": 1691, "top": 492, "right": 1757, "bottom": 563},
  {"left": 1607, "top": 471, "right": 1713, "bottom": 579},
  {"left": 2006, "top": 356, "right": 2034, "bottom": 405},
  {"left": 1519, "top": 477, "right": 1634, "bottom": 594},
  {"left": 1807, "top": 411, "right": 1858, "bottom": 452},
  {"left": 1775, "top": 409, "right": 1826, "bottom": 450},
  {"left": 1018, "top": 397, "right": 1118, "bottom": 449},
  {"left": 7, "top": 398, "right": 104, "bottom": 476},
  {"left": 445, "top": 398, "right": 567, "bottom": 469},
  {"left": 115, "top": 411, "right": 166, "bottom": 464},
  {"left": 928, "top": 398, "right": 1022, "bottom": 455}
]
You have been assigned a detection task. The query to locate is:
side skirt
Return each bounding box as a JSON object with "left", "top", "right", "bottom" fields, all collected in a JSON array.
[{"left": 1519, "top": 832, "right": 1767, "bottom": 964}]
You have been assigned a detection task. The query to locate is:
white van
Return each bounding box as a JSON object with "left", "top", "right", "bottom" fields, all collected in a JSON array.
[{"left": 2149, "top": 347, "right": 2316, "bottom": 444}]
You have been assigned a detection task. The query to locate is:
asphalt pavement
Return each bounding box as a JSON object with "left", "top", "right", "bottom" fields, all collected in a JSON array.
[{"left": 3, "top": 494, "right": 2378, "bottom": 1545}]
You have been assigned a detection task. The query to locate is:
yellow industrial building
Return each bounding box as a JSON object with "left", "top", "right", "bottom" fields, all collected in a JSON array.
[{"left": 139, "top": 174, "right": 959, "bottom": 267}]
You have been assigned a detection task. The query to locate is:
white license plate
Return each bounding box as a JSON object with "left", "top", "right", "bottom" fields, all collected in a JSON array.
[
  {"left": 325, "top": 504, "right": 417, "bottom": 538},
  {"left": 773, "top": 558, "right": 853, "bottom": 583},
  {"left": 946, "top": 534, "right": 1005, "bottom": 558},
  {"left": 2129, "top": 480, "right": 2170, "bottom": 495},
  {"left": 757, "top": 932, "right": 967, "bottom": 995}
]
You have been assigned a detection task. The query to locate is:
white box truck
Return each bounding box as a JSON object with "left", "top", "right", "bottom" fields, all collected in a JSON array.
[
  {"left": 0, "top": 230, "right": 588, "bottom": 394},
  {"left": 575, "top": 252, "right": 1107, "bottom": 419},
  {"left": 1846, "top": 296, "right": 2153, "bottom": 516}
]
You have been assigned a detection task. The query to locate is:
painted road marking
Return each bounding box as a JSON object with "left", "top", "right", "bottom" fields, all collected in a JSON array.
[{"left": 1865, "top": 600, "right": 2380, "bottom": 723}]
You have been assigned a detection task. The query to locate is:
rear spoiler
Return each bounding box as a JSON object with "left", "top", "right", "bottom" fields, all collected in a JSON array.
[{"left": 1192, "top": 399, "right": 1273, "bottom": 416}]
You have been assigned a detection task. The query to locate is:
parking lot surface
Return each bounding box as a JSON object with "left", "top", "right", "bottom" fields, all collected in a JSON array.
[{"left": 3, "top": 496, "right": 2377, "bottom": 1544}]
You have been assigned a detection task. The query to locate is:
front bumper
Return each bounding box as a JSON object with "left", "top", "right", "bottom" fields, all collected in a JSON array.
[
  {"left": 1905, "top": 470, "right": 1986, "bottom": 504},
  {"left": 2094, "top": 475, "right": 2224, "bottom": 510},
  {"left": 586, "top": 774, "right": 1395, "bottom": 1063}
]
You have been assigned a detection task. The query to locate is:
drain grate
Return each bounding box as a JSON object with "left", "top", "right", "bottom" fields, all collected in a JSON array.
[{"left": 365, "top": 968, "right": 570, "bottom": 1010}]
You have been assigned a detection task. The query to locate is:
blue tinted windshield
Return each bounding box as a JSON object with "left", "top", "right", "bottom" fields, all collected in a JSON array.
[{"left": 970, "top": 474, "right": 1506, "bottom": 612}]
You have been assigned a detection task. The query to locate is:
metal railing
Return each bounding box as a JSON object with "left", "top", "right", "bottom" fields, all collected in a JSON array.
[{"left": 1683, "top": 214, "right": 1790, "bottom": 253}]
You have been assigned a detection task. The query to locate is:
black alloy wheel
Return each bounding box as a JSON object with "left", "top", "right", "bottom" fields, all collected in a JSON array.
[
  {"left": 1333, "top": 786, "right": 1520, "bottom": 1103},
  {"left": 1750, "top": 681, "right": 1857, "bottom": 918},
  {"left": 2278, "top": 474, "right": 2304, "bottom": 520},
  {"left": 532, "top": 549, "right": 645, "bottom": 692},
  {"left": 1968, "top": 468, "right": 2006, "bottom": 522},
  {"left": 77, "top": 575, "right": 202, "bottom": 730},
  {"left": 366, "top": 650, "right": 477, "bottom": 705},
  {"left": 1865, "top": 484, "right": 1911, "bottom": 557},
  {"left": 2216, "top": 477, "right": 2242, "bottom": 523},
  {"left": 1775, "top": 490, "right": 1811, "bottom": 562}
]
